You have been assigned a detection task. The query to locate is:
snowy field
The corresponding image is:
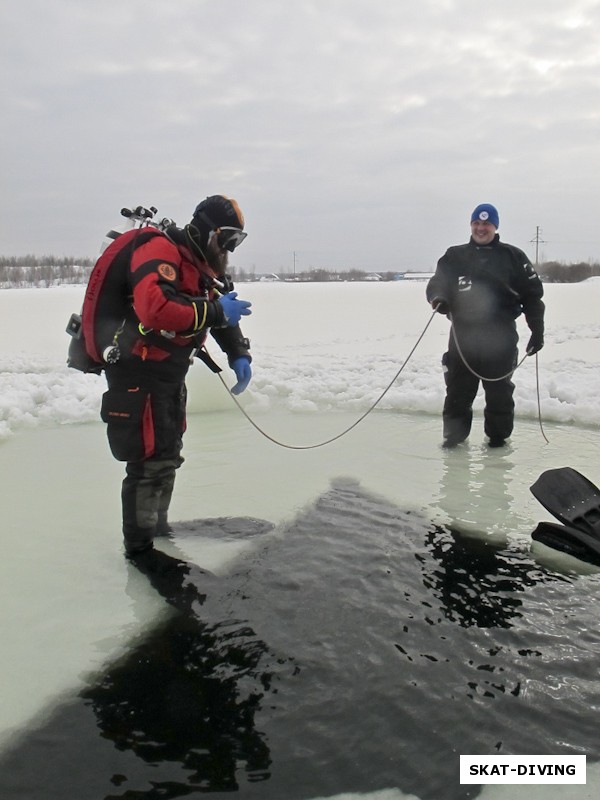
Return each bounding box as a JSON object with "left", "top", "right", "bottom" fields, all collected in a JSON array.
[
  {"left": 2, "top": 279, "right": 600, "bottom": 439},
  {"left": 1, "top": 280, "right": 600, "bottom": 799}
]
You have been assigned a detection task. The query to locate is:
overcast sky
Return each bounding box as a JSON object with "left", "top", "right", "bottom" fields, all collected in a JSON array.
[{"left": 3, "top": 0, "right": 600, "bottom": 272}]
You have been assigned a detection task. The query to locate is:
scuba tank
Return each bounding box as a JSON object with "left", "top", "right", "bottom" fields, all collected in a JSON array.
[
  {"left": 67, "top": 204, "right": 176, "bottom": 372},
  {"left": 99, "top": 206, "right": 157, "bottom": 254}
]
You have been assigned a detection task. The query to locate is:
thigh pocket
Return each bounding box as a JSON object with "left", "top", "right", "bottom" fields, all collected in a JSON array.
[{"left": 100, "top": 388, "right": 155, "bottom": 461}]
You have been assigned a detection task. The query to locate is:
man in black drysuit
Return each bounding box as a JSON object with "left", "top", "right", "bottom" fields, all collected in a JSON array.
[{"left": 426, "top": 203, "right": 545, "bottom": 449}]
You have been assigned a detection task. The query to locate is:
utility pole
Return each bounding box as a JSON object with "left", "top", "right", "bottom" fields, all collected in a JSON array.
[
  {"left": 530, "top": 226, "right": 546, "bottom": 265},
  {"left": 293, "top": 251, "right": 297, "bottom": 276}
]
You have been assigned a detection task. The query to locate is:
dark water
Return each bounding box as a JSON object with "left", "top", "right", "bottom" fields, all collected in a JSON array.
[{"left": 2, "top": 478, "right": 600, "bottom": 800}]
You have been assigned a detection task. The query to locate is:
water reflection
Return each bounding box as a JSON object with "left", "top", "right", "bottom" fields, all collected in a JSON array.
[
  {"left": 422, "top": 446, "right": 558, "bottom": 629},
  {"left": 2, "top": 483, "right": 599, "bottom": 800},
  {"left": 81, "top": 548, "right": 276, "bottom": 795},
  {"left": 420, "top": 526, "right": 546, "bottom": 629},
  {"left": 437, "top": 445, "right": 516, "bottom": 543}
]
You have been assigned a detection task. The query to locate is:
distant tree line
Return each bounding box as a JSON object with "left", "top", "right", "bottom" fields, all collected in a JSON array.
[
  {"left": 232, "top": 262, "right": 600, "bottom": 284},
  {"left": 0, "top": 255, "right": 94, "bottom": 288},
  {"left": 230, "top": 266, "right": 405, "bottom": 282},
  {"left": 0, "top": 255, "right": 599, "bottom": 288},
  {"left": 536, "top": 260, "right": 600, "bottom": 283}
]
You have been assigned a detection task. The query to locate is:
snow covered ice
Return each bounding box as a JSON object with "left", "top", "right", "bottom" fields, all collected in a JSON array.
[
  {"left": 3, "top": 280, "right": 600, "bottom": 440},
  {"left": 2, "top": 280, "right": 600, "bottom": 800}
]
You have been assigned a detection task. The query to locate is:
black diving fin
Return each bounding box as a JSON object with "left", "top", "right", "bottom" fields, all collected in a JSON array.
[
  {"left": 531, "top": 521, "right": 600, "bottom": 567},
  {"left": 530, "top": 467, "right": 600, "bottom": 566},
  {"left": 530, "top": 467, "right": 600, "bottom": 535}
]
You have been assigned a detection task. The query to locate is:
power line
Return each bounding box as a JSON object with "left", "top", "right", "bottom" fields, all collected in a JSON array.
[{"left": 530, "top": 226, "right": 547, "bottom": 265}]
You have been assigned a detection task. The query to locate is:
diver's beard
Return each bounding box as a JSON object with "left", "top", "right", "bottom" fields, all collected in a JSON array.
[{"left": 206, "top": 245, "right": 229, "bottom": 276}]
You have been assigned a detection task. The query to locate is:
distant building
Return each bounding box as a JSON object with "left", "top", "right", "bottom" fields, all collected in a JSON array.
[{"left": 402, "top": 271, "right": 434, "bottom": 281}]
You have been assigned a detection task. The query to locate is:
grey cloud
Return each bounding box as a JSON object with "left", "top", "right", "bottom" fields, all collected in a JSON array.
[{"left": 2, "top": 0, "right": 600, "bottom": 267}]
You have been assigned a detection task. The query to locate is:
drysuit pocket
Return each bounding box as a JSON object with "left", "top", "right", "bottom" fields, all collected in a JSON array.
[{"left": 100, "top": 387, "right": 155, "bottom": 462}]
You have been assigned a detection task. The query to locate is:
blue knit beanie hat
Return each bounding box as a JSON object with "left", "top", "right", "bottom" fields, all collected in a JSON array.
[{"left": 471, "top": 203, "right": 499, "bottom": 228}]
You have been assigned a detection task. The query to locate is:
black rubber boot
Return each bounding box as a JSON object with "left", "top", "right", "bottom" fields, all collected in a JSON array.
[{"left": 121, "top": 458, "right": 179, "bottom": 551}]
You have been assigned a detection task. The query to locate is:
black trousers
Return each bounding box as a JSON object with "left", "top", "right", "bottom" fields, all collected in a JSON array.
[
  {"left": 442, "top": 323, "right": 518, "bottom": 444},
  {"left": 102, "top": 367, "right": 187, "bottom": 553}
]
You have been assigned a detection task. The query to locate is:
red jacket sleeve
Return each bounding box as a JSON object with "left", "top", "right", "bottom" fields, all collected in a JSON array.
[{"left": 129, "top": 236, "right": 199, "bottom": 332}]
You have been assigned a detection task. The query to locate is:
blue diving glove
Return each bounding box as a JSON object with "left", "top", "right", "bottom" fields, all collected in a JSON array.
[
  {"left": 230, "top": 357, "right": 252, "bottom": 395},
  {"left": 218, "top": 292, "right": 252, "bottom": 327}
]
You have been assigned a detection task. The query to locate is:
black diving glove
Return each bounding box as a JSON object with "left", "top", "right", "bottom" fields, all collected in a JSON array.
[
  {"left": 431, "top": 297, "right": 449, "bottom": 315},
  {"left": 526, "top": 330, "right": 544, "bottom": 355}
]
